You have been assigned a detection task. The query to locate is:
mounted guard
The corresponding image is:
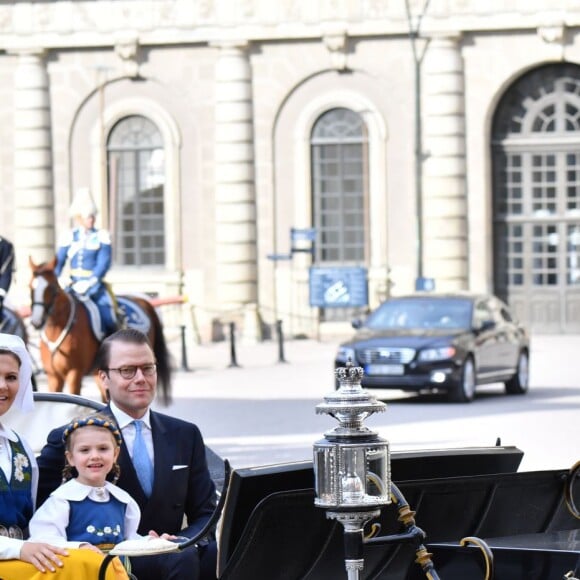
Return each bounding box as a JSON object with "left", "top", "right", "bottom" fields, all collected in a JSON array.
[
  {"left": 55, "top": 188, "right": 121, "bottom": 339},
  {"left": 0, "top": 235, "right": 15, "bottom": 324},
  {"left": 0, "top": 235, "right": 28, "bottom": 341}
]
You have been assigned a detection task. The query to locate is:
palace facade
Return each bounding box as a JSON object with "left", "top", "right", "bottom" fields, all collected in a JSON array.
[{"left": 1, "top": 1, "right": 580, "bottom": 339}]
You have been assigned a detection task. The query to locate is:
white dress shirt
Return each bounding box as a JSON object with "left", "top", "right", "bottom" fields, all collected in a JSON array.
[{"left": 109, "top": 402, "right": 154, "bottom": 466}]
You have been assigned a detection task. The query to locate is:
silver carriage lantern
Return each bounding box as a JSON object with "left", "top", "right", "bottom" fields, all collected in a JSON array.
[{"left": 314, "top": 363, "right": 391, "bottom": 580}]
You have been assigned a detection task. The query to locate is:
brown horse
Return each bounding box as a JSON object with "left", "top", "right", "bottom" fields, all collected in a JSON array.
[{"left": 28, "top": 257, "right": 171, "bottom": 402}]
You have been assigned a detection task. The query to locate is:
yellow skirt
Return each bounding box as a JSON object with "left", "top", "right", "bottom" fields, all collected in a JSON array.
[{"left": 0, "top": 548, "right": 128, "bottom": 580}]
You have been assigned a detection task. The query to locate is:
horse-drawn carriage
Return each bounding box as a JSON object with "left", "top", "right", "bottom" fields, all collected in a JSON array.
[{"left": 10, "top": 389, "right": 578, "bottom": 580}]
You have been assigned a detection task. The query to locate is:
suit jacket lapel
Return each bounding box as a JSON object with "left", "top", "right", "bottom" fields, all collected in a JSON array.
[{"left": 149, "top": 411, "right": 172, "bottom": 499}]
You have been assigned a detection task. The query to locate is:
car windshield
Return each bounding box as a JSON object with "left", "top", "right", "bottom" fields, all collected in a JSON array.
[{"left": 364, "top": 298, "right": 473, "bottom": 330}]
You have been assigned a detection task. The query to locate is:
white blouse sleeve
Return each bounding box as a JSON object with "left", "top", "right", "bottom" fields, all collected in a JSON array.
[
  {"left": 28, "top": 496, "right": 83, "bottom": 549},
  {"left": 124, "top": 496, "right": 143, "bottom": 540},
  {"left": 0, "top": 537, "right": 25, "bottom": 560}
]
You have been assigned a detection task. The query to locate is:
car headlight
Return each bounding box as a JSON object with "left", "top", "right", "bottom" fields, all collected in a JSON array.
[
  {"left": 418, "top": 346, "right": 456, "bottom": 362},
  {"left": 336, "top": 346, "right": 356, "bottom": 364}
]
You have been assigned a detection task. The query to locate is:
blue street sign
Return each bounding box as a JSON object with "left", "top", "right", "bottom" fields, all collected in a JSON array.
[
  {"left": 309, "top": 267, "right": 368, "bottom": 308},
  {"left": 266, "top": 253, "right": 293, "bottom": 261},
  {"left": 291, "top": 228, "right": 317, "bottom": 243},
  {"left": 415, "top": 277, "right": 436, "bottom": 291}
]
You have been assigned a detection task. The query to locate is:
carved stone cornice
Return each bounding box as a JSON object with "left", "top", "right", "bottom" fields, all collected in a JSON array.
[
  {"left": 6, "top": 46, "right": 47, "bottom": 59},
  {"left": 210, "top": 38, "right": 250, "bottom": 49},
  {"left": 0, "top": 1, "right": 579, "bottom": 50}
]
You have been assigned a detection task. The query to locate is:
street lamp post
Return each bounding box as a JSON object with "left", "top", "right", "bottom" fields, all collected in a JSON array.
[{"left": 404, "top": 0, "right": 431, "bottom": 288}]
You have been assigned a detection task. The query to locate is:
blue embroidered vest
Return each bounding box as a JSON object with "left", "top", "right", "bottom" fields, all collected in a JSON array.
[
  {"left": 0, "top": 435, "right": 34, "bottom": 530},
  {"left": 66, "top": 495, "right": 126, "bottom": 548}
]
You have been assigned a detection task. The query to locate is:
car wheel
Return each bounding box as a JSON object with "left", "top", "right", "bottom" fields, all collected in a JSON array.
[
  {"left": 449, "top": 357, "right": 476, "bottom": 403},
  {"left": 505, "top": 350, "right": 529, "bottom": 395}
]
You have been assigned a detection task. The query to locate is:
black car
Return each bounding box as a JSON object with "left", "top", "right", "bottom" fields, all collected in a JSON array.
[{"left": 334, "top": 292, "right": 530, "bottom": 402}]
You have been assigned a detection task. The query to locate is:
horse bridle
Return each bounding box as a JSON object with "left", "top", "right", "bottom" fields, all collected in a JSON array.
[
  {"left": 31, "top": 272, "right": 77, "bottom": 354},
  {"left": 30, "top": 276, "right": 59, "bottom": 326}
]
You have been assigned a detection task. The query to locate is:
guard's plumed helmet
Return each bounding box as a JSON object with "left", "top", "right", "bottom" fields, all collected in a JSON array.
[{"left": 69, "top": 187, "right": 98, "bottom": 218}]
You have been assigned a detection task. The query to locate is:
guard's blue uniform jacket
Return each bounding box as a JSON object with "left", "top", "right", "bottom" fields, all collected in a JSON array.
[
  {"left": 0, "top": 237, "right": 14, "bottom": 299},
  {"left": 55, "top": 227, "right": 117, "bottom": 335}
]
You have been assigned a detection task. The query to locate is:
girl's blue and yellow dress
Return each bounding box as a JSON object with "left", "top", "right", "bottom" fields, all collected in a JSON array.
[
  {"left": 0, "top": 425, "right": 127, "bottom": 579},
  {"left": 29, "top": 478, "right": 141, "bottom": 550}
]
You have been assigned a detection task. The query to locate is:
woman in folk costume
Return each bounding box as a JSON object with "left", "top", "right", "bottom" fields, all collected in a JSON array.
[
  {"left": 0, "top": 333, "right": 126, "bottom": 579},
  {"left": 55, "top": 187, "right": 119, "bottom": 336}
]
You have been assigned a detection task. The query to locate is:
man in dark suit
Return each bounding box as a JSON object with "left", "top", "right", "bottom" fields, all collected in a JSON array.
[
  {"left": 37, "top": 328, "right": 218, "bottom": 580},
  {"left": 0, "top": 236, "right": 15, "bottom": 321}
]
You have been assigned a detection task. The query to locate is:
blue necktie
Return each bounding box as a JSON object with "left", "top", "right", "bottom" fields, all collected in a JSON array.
[{"left": 132, "top": 420, "right": 153, "bottom": 496}]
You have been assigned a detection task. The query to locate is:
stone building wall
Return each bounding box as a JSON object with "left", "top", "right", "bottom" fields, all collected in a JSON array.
[{"left": 0, "top": 0, "right": 578, "bottom": 338}]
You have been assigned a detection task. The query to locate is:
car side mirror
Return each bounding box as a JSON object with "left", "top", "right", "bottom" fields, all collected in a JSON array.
[{"left": 351, "top": 319, "right": 363, "bottom": 329}]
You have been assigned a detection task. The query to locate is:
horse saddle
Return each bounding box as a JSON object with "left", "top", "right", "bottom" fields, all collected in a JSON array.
[
  {"left": 117, "top": 296, "right": 151, "bottom": 335},
  {"left": 77, "top": 295, "right": 151, "bottom": 341}
]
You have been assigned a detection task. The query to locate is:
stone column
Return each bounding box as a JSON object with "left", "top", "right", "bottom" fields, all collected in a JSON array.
[
  {"left": 13, "top": 49, "right": 55, "bottom": 300},
  {"left": 214, "top": 41, "right": 260, "bottom": 337},
  {"left": 422, "top": 34, "right": 468, "bottom": 290}
]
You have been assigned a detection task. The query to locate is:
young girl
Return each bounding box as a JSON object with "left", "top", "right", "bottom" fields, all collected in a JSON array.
[
  {"left": 29, "top": 413, "right": 142, "bottom": 553},
  {"left": 0, "top": 333, "right": 123, "bottom": 579}
]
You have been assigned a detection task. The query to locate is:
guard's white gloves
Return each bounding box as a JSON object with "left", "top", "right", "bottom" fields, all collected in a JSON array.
[{"left": 71, "top": 278, "right": 94, "bottom": 295}]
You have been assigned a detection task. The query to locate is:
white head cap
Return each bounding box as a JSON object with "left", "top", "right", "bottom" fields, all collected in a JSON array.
[
  {"left": 0, "top": 334, "right": 34, "bottom": 414},
  {"left": 69, "top": 187, "right": 98, "bottom": 218}
]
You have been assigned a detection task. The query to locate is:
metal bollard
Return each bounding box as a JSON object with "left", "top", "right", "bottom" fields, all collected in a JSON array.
[
  {"left": 180, "top": 325, "right": 191, "bottom": 372},
  {"left": 228, "top": 322, "right": 240, "bottom": 368},
  {"left": 276, "top": 319, "right": 288, "bottom": 363}
]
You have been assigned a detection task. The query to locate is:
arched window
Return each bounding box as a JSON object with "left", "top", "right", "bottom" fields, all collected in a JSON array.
[
  {"left": 311, "top": 108, "right": 368, "bottom": 264},
  {"left": 107, "top": 115, "right": 165, "bottom": 267},
  {"left": 492, "top": 63, "right": 580, "bottom": 332},
  {"left": 311, "top": 107, "right": 369, "bottom": 321}
]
